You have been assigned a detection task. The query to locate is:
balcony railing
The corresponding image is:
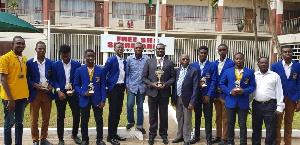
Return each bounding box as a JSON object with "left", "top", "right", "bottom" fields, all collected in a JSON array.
[
  {"left": 281, "top": 17, "right": 300, "bottom": 35},
  {"left": 0, "top": 8, "right": 43, "bottom": 24},
  {"left": 165, "top": 15, "right": 216, "bottom": 31},
  {"left": 222, "top": 18, "right": 268, "bottom": 33},
  {"left": 109, "top": 12, "right": 157, "bottom": 29}
]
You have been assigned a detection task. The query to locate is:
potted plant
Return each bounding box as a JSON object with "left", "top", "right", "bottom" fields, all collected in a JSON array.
[
  {"left": 8, "top": 0, "right": 19, "bottom": 16},
  {"left": 211, "top": 0, "right": 219, "bottom": 10},
  {"left": 237, "top": 20, "right": 244, "bottom": 32}
]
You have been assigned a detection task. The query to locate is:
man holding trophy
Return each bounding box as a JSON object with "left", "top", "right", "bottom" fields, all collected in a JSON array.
[
  {"left": 219, "top": 52, "right": 256, "bottom": 145},
  {"left": 52, "top": 44, "right": 82, "bottom": 145},
  {"left": 190, "top": 46, "right": 217, "bottom": 145},
  {"left": 26, "top": 41, "right": 54, "bottom": 145},
  {"left": 142, "top": 43, "right": 175, "bottom": 145}
]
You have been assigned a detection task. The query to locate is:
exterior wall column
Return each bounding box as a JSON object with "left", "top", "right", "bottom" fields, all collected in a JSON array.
[
  {"left": 161, "top": 0, "right": 167, "bottom": 30},
  {"left": 215, "top": 0, "right": 224, "bottom": 32},
  {"left": 104, "top": 0, "right": 109, "bottom": 27},
  {"left": 276, "top": 0, "right": 283, "bottom": 35},
  {"left": 42, "top": 0, "right": 50, "bottom": 24}
]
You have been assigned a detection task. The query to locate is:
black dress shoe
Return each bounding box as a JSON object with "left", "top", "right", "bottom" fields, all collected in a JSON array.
[
  {"left": 218, "top": 139, "right": 228, "bottom": 145},
  {"left": 172, "top": 138, "right": 184, "bottom": 143},
  {"left": 72, "top": 135, "right": 82, "bottom": 144},
  {"left": 184, "top": 141, "right": 190, "bottom": 145},
  {"left": 211, "top": 137, "right": 221, "bottom": 144},
  {"left": 162, "top": 137, "right": 169, "bottom": 144},
  {"left": 81, "top": 140, "right": 89, "bottom": 145},
  {"left": 33, "top": 140, "right": 39, "bottom": 145},
  {"left": 115, "top": 135, "right": 126, "bottom": 141},
  {"left": 207, "top": 141, "right": 212, "bottom": 145},
  {"left": 107, "top": 138, "right": 120, "bottom": 145},
  {"left": 126, "top": 123, "right": 134, "bottom": 130},
  {"left": 137, "top": 127, "right": 146, "bottom": 134},
  {"left": 41, "top": 139, "right": 52, "bottom": 145},
  {"left": 190, "top": 137, "right": 200, "bottom": 144},
  {"left": 96, "top": 140, "right": 106, "bottom": 145},
  {"left": 148, "top": 138, "right": 154, "bottom": 145},
  {"left": 58, "top": 140, "right": 64, "bottom": 145}
]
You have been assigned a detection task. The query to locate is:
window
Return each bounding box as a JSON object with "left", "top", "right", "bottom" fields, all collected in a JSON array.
[
  {"left": 112, "top": 2, "right": 145, "bottom": 20},
  {"left": 283, "top": 10, "right": 300, "bottom": 20},
  {"left": 223, "top": 7, "right": 245, "bottom": 23},
  {"left": 6, "top": 0, "right": 42, "bottom": 21},
  {"left": 60, "top": 0, "right": 94, "bottom": 17},
  {"left": 174, "top": 5, "right": 208, "bottom": 22},
  {"left": 260, "top": 8, "right": 268, "bottom": 25}
]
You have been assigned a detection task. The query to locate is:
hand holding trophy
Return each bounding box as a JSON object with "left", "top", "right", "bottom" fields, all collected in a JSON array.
[
  {"left": 200, "top": 77, "right": 207, "bottom": 88},
  {"left": 41, "top": 80, "right": 50, "bottom": 91},
  {"left": 88, "top": 83, "right": 94, "bottom": 94},
  {"left": 66, "top": 83, "right": 74, "bottom": 95},
  {"left": 234, "top": 80, "right": 241, "bottom": 91},
  {"left": 155, "top": 69, "right": 164, "bottom": 87}
]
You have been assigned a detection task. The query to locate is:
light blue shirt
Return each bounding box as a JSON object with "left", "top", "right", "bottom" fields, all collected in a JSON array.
[{"left": 126, "top": 54, "right": 150, "bottom": 94}]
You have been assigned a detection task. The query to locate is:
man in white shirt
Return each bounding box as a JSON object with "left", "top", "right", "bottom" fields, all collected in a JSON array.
[{"left": 252, "top": 57, "right": 285, "bottom": 145}]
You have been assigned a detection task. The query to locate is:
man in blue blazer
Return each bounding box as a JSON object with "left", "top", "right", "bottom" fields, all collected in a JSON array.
[
  {"left": 171, "top": 54, "right": 199, "bottom": 145},
  {"left": 190, "top": 46, "right": 217, "bottom": 145},
  {"left": 219, "top": 52, "right": 256, "bottom": 145},
  {"left": 26, "top": 41, "right": 53, "bottom": 145},
  {"left": 74, "top": 49, "right": 106, "bottom": 145},
  {"left": 103, "top": 42, "right": 126, "bottom": 145},
  {"left": 212, "top": 44, "right": 235, "bottom": 145},
  {"left": 52, "top": 45, "right": 82, "bottom": 145},
  {"left": 271, "top": 45, "right": 300, "bottom": 145}
]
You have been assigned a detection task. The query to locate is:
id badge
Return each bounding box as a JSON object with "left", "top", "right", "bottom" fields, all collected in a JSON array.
[{"left": 18, "top": 75, "right": 24, "bottom": 78}]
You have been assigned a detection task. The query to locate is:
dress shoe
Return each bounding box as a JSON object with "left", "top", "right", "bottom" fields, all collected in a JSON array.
[
  {"left": 190, "top": 137, "right": 200, "bottom": 144},
  {"left": 207, "top": 141, "right": 212, "bottom": 145},
  {"left": 211, "top": 137, "right": 221, "bottom": 144},
  {"left": 96, "top": 140, "right": 106, "bottom": 145},
  {"left": 107, "top": 137, "right": 120, "bottom": 145},
  {"left": 218, "top": 139, "right": 228, "bottom": 145},
  {"left": 33, "top": 140, "right": 39, "bottom": 145},
  {"left": 41, "top": 139, "right": 52, "bottom": 145},
  {"left": 172, "top": 137, "right": 184, "bottom": 143},
  {"left": 137, "top": 127, "right": 146, "bottom": 134},
  {"left": 126, "top": 123, "right": 134, "bottom": 130},
  {"left": 115, "top": 135, "right": 126, "bottom": 141},
  {"left": 162, "top": 137, "right": 169, "bottom": 144},
  {"left": 81, "top": 140, "right": 89, "bottom": 145},
  {"left": 58, "top": 140, "right": 64, "bottom": 145},
  {"left": 148, "top": 138, "right": 154, "bottom": 145},
  {"left": 72, "top": 135, "right": 82, "bottom": 144},
  {"left": 184, "top": 141, "right": 190, "bottom": 145}
]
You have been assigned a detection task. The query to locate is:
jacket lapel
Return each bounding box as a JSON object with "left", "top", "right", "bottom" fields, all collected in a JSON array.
[
  {"left": 59, "top": 61, "right": 66, "bottom": 85},
  {"left": 278, "top": 61, "right": 288, "bottom": 80},
  {"left": 202, "top": 60, "right": 209, "bottom": 78},
  {"left": 289, "top": 61, "right": 297, "bottom": 80}
]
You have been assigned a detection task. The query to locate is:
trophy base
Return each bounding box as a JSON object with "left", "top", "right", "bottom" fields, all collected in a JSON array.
[
  {"left": 89, "top": 91, "right": 94, "bottom": 94},
  {"left": 156, "top": 82, "right": 163, "bottom": 87},
  {"left": 201, "top": 84, "right": 207, "bottom": 87},
  {"left": 41, "top": 87, "right": 50, "bottom": 91},
  {"left": 66, "top": 90, "right": 73, "bottom": 94}
]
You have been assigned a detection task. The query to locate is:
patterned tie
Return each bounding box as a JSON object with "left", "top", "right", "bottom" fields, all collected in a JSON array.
[{"left": 177, "top": 67, "right": 187, "bottom": 97}]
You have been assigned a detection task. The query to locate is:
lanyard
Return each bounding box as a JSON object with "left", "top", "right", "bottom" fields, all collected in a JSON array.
[{"left": 87, "top": 66, "right": 94, "bottom": 82}]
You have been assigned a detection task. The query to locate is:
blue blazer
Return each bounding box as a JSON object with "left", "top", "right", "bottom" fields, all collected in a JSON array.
[
  {"left": 26, "top": 58, "right": 54, "bottom": 101},
  {"left": 219, "top": 67, "right": 256, "bottom": 110},
  {"left": 214, "top": 58, "right": 235, "bottom": 99},
  {"left": 190, "top": 60, "right": 217, "bottom": 99},
  {"left": 172, "top": 66, "right": 199, "bottom": 108},
  {"left": 52, "top": 59, "right": 81, "bottom": 100},
  {"left": 103, "top": 55, "right": 126, "bottom": 91},
  {"left": 271, "top": 60, "right": 300, "bottom": 102},
  {"left": 74, "top": 64, "right": 106, "bottom": 108}
]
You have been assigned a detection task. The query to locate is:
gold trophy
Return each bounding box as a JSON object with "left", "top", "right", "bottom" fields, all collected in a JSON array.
[
  {"left": 42, "top": 80, "right": 50, "bottom": 91},
  {"left": 66, "top": 83, "right": 74, "bottom": 94},
  {"left": 155, "top": 69, "right": 164, "bottom": 87},
  {"left": 234, "top": 80, "right": 241, "bottom": 91},
  {"left": 88, "top": 83, "right": 94, "bottom": 94},
  {"left": 200, "top": 77, "right": 207, "bottom": 87}
]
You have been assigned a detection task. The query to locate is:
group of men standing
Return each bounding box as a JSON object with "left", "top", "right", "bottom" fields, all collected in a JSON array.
[{"left": 1, "top": 35, "right": 300, "bottom": 145}]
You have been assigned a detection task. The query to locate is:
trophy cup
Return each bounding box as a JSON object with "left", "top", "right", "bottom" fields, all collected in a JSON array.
[
  {"left": 41, "top": 80, "right": 50, "bottom": 91},
  {"left": 155, "top": 69, "right": 164, "bottom": 87},
  {"left": 200, "top": 77, "right": 207, "bottom": 87},
  {"left": 88, "top": 83, "right": 94, "bottom": 94},
  {"left": 234, "top": 80, "right": 241, "bottom": 91},
  {"left": 66, "top": 83, "right": 74, "bottom": 94}
]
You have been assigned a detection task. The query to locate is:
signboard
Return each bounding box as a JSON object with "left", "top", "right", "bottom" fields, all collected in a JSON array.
[{"left": 100, "top": 34, "right": 174, "bottom": 55}]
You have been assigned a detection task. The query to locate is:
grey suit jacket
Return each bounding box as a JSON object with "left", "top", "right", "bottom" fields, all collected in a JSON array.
[{"left": 142, "top": 57, "right": 175, "bottom": 97}]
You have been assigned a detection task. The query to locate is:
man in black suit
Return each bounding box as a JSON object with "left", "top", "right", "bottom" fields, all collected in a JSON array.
[
  {"left": 171, "top": 54, "right": 199, "bottom": 145},
  {"left": 142, "top": 43, "right": 175, "bottom": 145}
]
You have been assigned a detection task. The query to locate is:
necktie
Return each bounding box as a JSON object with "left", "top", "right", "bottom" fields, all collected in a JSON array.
[{"left": 177, "top": 68, "right": 187, "bottom": 97}]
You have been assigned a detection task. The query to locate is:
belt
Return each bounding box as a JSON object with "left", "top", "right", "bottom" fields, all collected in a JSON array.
[
  {"left": 115, "top": 83, "right": 125, "bottom": 86},
  {"left": 254, "top": 99, "right": 276, "bottom": 104}
]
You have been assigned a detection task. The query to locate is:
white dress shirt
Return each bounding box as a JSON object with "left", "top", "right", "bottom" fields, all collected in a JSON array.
[
  {"left": 156, "top": 56, "right": 164, "bottom": 69},
  {"left": 253, "top": 70, "right": 285, "bottom": 112},
  {"left": 282, "top": 60, "right": 293, "bottom": 79},
  {"left": 63, "top": 60, "right": 71, "bottom": 89},
  {"left": 199, "top": 60, "right": 207, "bottom": 76},
  {"left": 33, "top": 55, "right": 47, "bottom": 87},
  {"left": 116, "top": 55, "right": 125, "bottom": 84},
  {"left": 218, "top": 58, "right": 227, "bottom": 75}
]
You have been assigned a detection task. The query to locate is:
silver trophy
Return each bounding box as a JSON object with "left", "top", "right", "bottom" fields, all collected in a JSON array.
[
  {"left": 66, "top": 83, "right": 74, "bottom": 94},
  {"left": 88, "top": 83, "right": 94, "bottom": 94},
  {"left": 155, "top": 69, "right": 164, "bottom": 87},
  {"left": 234, "top": 80, "right": 241, "bottom": 91},
  {"left": 41, "top": 80, "right": 50, "bottom": 91},
  {"left": 200, "top": 77, "right": 207, "bottom": 87}
]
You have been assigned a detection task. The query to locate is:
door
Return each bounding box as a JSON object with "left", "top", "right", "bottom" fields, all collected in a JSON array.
[
  {"left": 95, "top": 1, "right": 104, "bottom": 27},
  {"left": 50, "top": 0, "right": 55, "bottom": 25},
  {"left": 244, "top": 8, "right": 253, "bottom": 33},
  {"left": 145, "top": 4, "right": 156, "bottom": 29},
  {"left": 166, "top": 5, "right": 173, "bottom": 30},
  {"left": 0, "top": 41, "right": 12, "bottom": 56}
]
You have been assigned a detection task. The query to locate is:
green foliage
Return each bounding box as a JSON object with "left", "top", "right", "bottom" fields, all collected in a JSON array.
[{"left": 8, "top": 0, "right": 19, "bottom": 10}]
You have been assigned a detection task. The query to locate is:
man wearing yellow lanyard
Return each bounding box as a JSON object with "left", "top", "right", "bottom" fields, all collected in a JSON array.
[
  {"left": 74, "top": 49, "right": 106, "bottom": 145},
  {"left": 219, "top": 52, "right": 256, "bottom": 145}
]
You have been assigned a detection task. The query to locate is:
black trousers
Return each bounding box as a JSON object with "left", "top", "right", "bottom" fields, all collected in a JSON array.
[
  {"left": 81, "top": 98, "right": 103, "bottom": 142},
  {"left": 227, "top": 106, "right": 248, "bottom": 145},
  {"left": 108, "top": 84, "right": 125, "bottom": 138},
  {"left": 148, "top": 92, "right": 169, "bottom": 139},
  {"left": 252, "top": 99, "right": 277, "bottom": 145},
  {"left": 55, "top": 93, "right": 80, "bottom": 140},
  {"left": 194, "top": 96, "right": 213, "bottom": 142}
]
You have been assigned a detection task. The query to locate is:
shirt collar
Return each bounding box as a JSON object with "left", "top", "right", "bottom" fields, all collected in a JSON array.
[
  {"left": 116, "top": 55, "right": 123, "bottom": 61},
  {"left": 199, "top": 60, "right": 207, "bottom": 65},
  {"left": 257, "top": 70, "right": 271, "bottom": 75},
  {"left": 181, "top": 65, "right": 189, "bottom": 70},
  {"left": 282, "top": 60, "right": 293, "bottom": 67},
  {"left": 10, "top": 50, "right": 23, "bottom": 58},
  {"left": 133, "top": 54, "right": 146, "bottom": 60},
  {"left": 33, "top": 55, "right": 46, "bottom": 64},
  {"left": 157, "top": 56, "right": 165, "bottom": 60},
  {"left": 62, "top": 60, "right": 71, "bottom": 66},
  {"left": 218, "top": 57, "right": 227, "bottom": 63}
]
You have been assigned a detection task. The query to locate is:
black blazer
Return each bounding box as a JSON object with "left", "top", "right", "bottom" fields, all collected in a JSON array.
[
  {"left": 172, "top": 66, "right": 199, "bottom": 108},
  {"left": 142, "top": 57, "right": 175, "bottom": 97}
]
